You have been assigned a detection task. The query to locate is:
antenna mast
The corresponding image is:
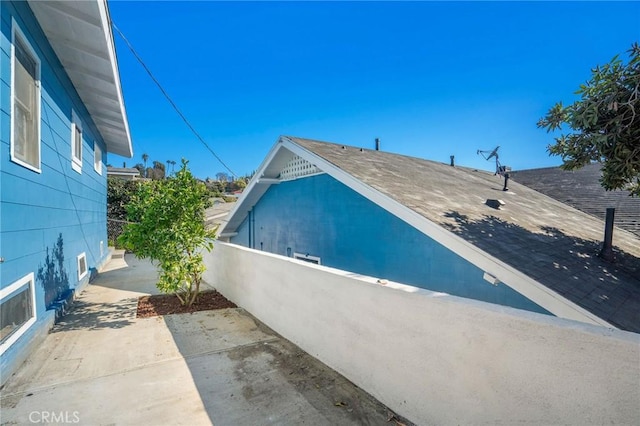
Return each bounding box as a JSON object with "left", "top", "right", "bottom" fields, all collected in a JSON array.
[{"left": 477, "top": 146, "right": 511, "bottom": 191}]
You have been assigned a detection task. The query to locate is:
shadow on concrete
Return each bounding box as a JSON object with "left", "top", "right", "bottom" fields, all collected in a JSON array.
[
  {"left": 441, "top": 211, "right": 640, "bottom": 332},
  {"left": 50, "top": 298, "right": 137, "bottom": 332},
  {"left": 48, "top": 253, "right": 159, "bottom": 332},
  {"left": 162, "top": 308, "right": 404, "bottom": 425},
  {"left": 93, "top": 254, "right": 160, "bottom": 294}
]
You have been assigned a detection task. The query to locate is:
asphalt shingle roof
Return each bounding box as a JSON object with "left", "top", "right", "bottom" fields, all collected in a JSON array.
[
  {"left": 510, "top": 163, "right": 640, "bottom": 237},
  {"left": 290, "top": 137, "right": 640, "bottom": 332}
]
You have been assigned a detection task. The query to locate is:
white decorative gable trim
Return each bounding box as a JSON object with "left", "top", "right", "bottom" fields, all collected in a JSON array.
[{"left": 279, "top": 155, "right": 322, "bottom": 181}]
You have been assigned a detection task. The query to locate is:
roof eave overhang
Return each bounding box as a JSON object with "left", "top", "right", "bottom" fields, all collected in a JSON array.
[{"left": 28, "top": 0, "right": 133, "bottom": 157}]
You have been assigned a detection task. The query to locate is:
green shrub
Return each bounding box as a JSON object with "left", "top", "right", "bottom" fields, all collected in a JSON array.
[{"left": 118, "top": 160, "right": 216, "bottom": 306}]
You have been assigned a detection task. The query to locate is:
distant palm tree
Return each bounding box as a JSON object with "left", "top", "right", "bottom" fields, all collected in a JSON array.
[
  {"left": 169, "top": 160, "right": 176, "bottom": 174},
  {"left": 142, "top": 153, "right": 149, "bottom": 178}
]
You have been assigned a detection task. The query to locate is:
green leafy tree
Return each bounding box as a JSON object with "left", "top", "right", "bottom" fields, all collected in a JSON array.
[
  {"left": 107, "top": 177, "right": 140, "bottom": 220},
  {"left": 229, "top": 179, "right": 247, "bottom": 192},
  {"left": 133, "top": 163, "right": 145, "bottom": 178},
  {"left": 538, "top": 43, "right": 640, "bottom": 197},
  {"left": 118, "top": 160, "right": 216, "bottom": 306}
]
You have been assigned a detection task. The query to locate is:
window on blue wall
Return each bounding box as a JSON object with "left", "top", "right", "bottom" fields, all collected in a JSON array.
[
  {"left": 11, "top": 21, "right": 41, "bottom": 173},
  {"left": 71, "top": 110, "right": 83, "bottom": 173},
  {"left": 0, "top": 273, "right": 37, "bottom": 355}
]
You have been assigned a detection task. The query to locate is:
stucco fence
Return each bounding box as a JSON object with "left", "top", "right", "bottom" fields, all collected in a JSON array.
[{"left": 203, "top": 242, "right": 640, "bottom": 425}]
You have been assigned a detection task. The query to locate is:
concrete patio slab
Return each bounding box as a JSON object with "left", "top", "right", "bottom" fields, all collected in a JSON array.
[{"left": 0, "top": 254, "right": 406, "bottom": 426}]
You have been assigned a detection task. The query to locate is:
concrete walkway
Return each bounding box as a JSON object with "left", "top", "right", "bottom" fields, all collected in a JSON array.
[{"left": 1, "top": 254, "right": 403, "bottom": 426}]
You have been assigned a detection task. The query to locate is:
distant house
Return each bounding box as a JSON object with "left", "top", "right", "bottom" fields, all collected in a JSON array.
[
  {"left": 220, "top": 136, "right": 640, "bottom": 332},
  {"left": 1, "top": 1, "right": 132, "bottom": 383},
  {"left": 107, "top": 166, "right": 141, "bottom": 180},
  {"left": 510, "top": 163, "right": 640, "bottom": 237}
]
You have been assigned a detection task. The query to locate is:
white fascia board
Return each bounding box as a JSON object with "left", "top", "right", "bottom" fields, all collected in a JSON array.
[
  {"left": 96, "top": 0, "right": 133, "bottom": 158},
  {"left": 257, "top": 178, "right": 281, "bottom": 185},
  {"left": 108, "top": 171, "right": 138, "bottom": 177},
  {"left": 279, "top": 137, "right": 613, "bottom": 328},
  {"left": 220, "top": 139, "right": 289, "bottom": 236}
]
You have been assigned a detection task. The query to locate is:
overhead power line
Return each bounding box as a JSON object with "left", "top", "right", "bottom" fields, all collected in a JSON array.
[{"left": 111, "top": 22, "right": 237, "bottom": 178}]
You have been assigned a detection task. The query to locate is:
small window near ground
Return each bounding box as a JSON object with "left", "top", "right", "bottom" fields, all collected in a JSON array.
[
  {"left": 94, "top": 142, "right": 102, "bottom": 175},
  {"left": 77, "top": 253, "right": 88, "bottom": 280},
  {"left": 11, "top": 21, "right": 41, "bottom": 173},
  {"left": 293, "top": 252, "right": 321, "bottom": 265},
  {"left": 71, "top": 111, "right": 82, "bottom": 173},
  {"left": 1, "top": 273, "right": 36, "bottom": 355}
]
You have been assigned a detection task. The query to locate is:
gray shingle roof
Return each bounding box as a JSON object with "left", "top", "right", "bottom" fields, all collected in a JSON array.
[
  {"left": 289, "top": 136, "right": 640, "bottom": 332},
  {"left": 510, "top": 164, "right": 640, "bottom": 237},
  {"left": 107, "top": 167, "right": 140, "bottom": 175}
]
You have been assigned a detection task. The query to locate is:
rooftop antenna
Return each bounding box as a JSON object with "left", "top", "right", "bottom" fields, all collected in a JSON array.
[{"left": 477, "top": 146, "right": 511, "bottom": 191}]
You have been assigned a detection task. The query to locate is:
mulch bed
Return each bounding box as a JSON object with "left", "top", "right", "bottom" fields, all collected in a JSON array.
[{"left": 137, "top": 290, "right": 237, "bottom": 318}]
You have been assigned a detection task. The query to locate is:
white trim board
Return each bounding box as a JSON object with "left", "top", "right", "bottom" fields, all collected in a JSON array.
[
  {"left": 0, "top": 273, "right": 38, "bottom": 356},
  {"left": 77, "top": 252, "right": 88, "bottom": 280},
  {"left": 10, "top": 18, "right": 42, "bottom": 174}
]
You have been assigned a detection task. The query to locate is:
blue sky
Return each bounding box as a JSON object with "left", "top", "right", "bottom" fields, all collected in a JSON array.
[{"left": 108, "top": 1, "right": 640, "bottom": 180}]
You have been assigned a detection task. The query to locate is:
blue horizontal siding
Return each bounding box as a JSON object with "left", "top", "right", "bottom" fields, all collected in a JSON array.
[
  {"left": 1, "top": 0, "right": 109, "bottom": 378},
  {"left": 0, "top": 4, "right": 10, "bottom": 55},
  {"left": 2, "top": 227, "right": 103, "bottom": 282},
  {"left": 2, "top": 172, "right": 105, "bottom": 208},
  {"left": 232, "top": 173, "right": 549, "bottom": 314},
  {"left": 0, "top": 52, "right": 9, "bottom": 110},
  {"left": 1, "top": 108, "right": 8, "bottom": 146}
]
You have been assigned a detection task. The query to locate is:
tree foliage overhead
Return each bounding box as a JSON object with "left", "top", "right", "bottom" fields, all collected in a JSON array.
[
  {"left": 118, "top": 160, "right": 216, "bottom": 306},
  {"left": 538, "top": 43, "right": 640, "bottom": 197}
]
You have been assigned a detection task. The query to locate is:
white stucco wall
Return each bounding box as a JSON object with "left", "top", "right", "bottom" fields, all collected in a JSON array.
[{"left": 203, "top": 242, "right": 640, "bottom": 425}]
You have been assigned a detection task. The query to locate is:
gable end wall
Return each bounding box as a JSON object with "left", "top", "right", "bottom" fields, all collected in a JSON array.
[{"left": 231, "top": 173, "right": 549, "bottom": 314}]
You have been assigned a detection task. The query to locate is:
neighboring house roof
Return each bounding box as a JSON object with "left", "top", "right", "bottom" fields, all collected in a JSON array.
[
  {"left": 221, "top": 136, "right": 640, "bottom": 332},
  {"left": 510, "top": 164, "right": 640, "bottom": 237},
  {"left": 28, "top": 0, "right": 133, "bottom": 157},
  {"left": 107, "top": 167, "right": 139, "bottom": 177}
]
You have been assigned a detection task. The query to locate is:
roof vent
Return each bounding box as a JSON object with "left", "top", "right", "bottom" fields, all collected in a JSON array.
[
  {"left": 485, "top": 199, "right": 505, "bottom": 210},
  {"left": 341, "top": 145, "right": 346, "bottom": 149},
  {"left": 483, "top": 272, "right": 500, "bottom": 286},
  {"left": 375, "top": 138, "right": 380, "bottom": 151}
]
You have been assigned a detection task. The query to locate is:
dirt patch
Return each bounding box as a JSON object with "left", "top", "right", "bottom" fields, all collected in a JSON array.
[{"left": 137, "top": 290, "right": 236, "bottom": 318}]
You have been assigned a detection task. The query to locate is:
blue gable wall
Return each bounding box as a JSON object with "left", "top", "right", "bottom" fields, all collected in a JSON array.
[
  {"left": 232, "top": 173, "right": 549, "bottom": 315},
  {"left": 1, "top": 1, "right": 109, "bottom": 381}
]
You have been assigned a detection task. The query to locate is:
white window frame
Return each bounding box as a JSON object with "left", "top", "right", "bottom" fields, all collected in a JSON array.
[
  {"left": 94, "top": 142, "right": 102, "bottom": 175},
  {"left": 77, "top": 252, "right": 88, "bottom": 280},
  {"left": 0, "top": 273, "right": 37, "bottom": 356},
  {"left": 71, "top": 110, "right": 83, "bottom": 173},
  {"left": 10, "top": 19, "right": 41, "bottom": 174},
  {"left": 293, "top": 252, "right": 322, "bottom": 265}
]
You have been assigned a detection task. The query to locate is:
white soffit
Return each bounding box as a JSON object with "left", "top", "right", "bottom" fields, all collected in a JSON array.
[{"left": 28, "top": 0, "right": 132, "bottom": 157}]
